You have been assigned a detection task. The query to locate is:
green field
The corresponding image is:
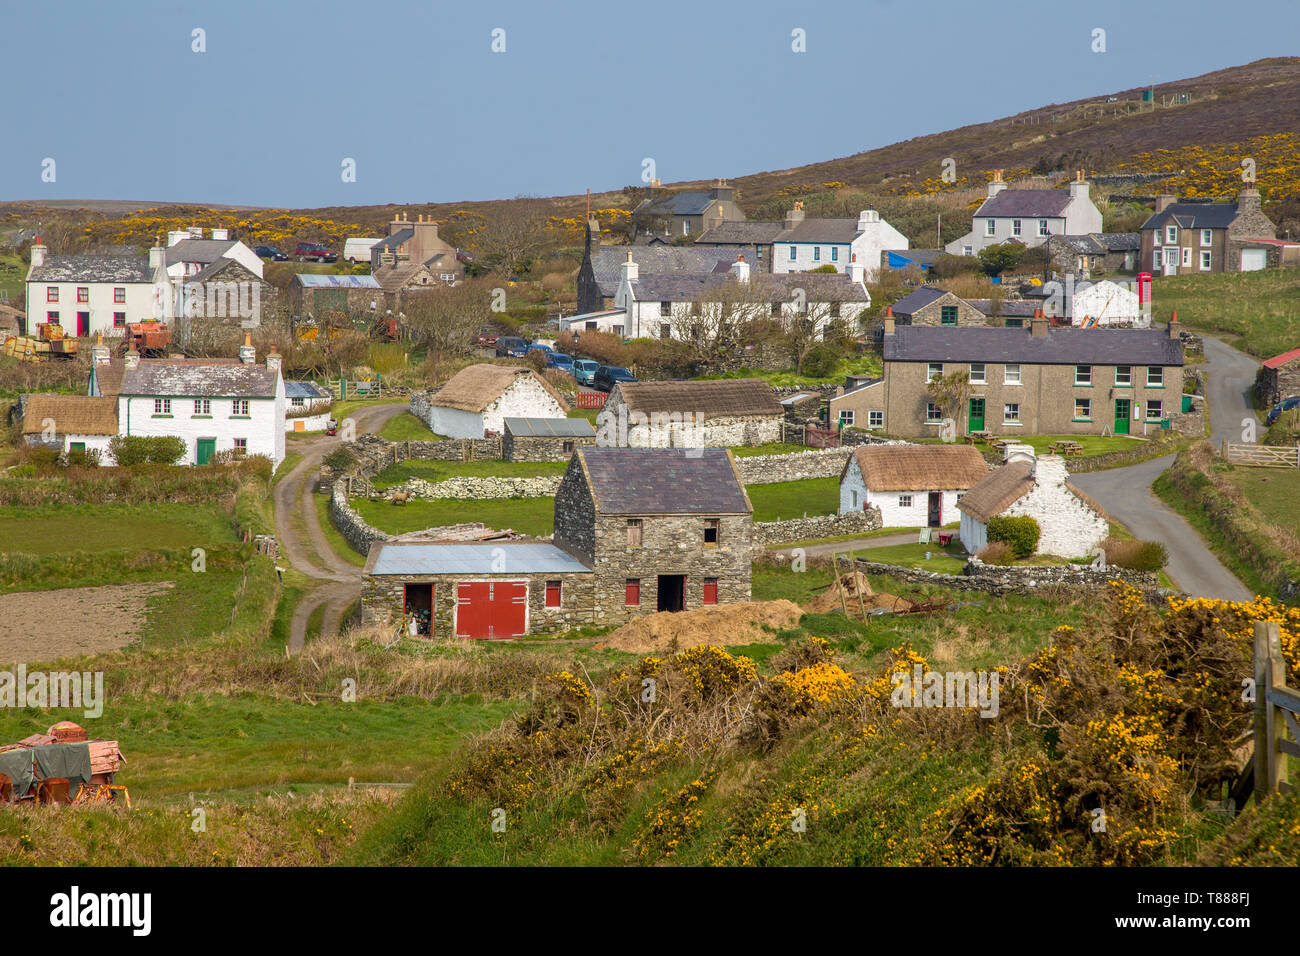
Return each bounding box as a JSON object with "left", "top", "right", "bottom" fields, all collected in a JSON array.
[
  {"left": 1154, "top": 266, "right": 1300, "bottom": 359},
  {"left": 379, "top": 412, "right": 444, "bottom": 441},
  {"left": 855, "top": 539, "right": 968, "bottom": 574},
  {"left": 0, "top": 503, "right": 236, "bottom": 554},
  {"left": 372, "top": 458, "right": 567, "bottom": 490},
  {"left": 745, "top": 478, "right": 840, "bottom": 522},
  {"left": 354, "top": 496, "right": 556, "bottom": 537},
  {"left": 1224, "top": 466, "right": 1300, "bottom": 538},
  {"left": 1013, "top": 434, "right": 1154, "bottom": 458}
]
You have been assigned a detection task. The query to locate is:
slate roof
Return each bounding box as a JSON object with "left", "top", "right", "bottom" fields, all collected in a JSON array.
[
  {"left": 590, "top": 247, "right": 731, "bottom": 297},
  {"left": 294, "top": 273, "right": 381, "bottom": 289},
  {"left": 89, "top": 359, "right": 125, "bottom": 398},
  {"left": 1054, "top": 233, "right": 1139, "bottom": 254},
  {"left": 890, "top": 249, "right": 945, "bottom": 264},
  {"left": 165, "top": 238, "right": 237, "bottom": 266},
  {"left": 774, "top": 218, "right": 861, "bottom": 244},
  {"left": 285, "top": 380, "right": 333, "bottom": 399},
  {"left": 629, "top": 272, "right": 869, "bottom": 304},
  {"left": 883, "top": 325, "right": 1184, "bottom": 366},
  {"left": 372, "top": 228, "right": 415, "bottom": 253},
  {"left": 119, "top": 360, "right": 280, "bottom": 398},
  {"left": 21, "top": 395, "right": 118, "bottom": 436},
  {"left": 370, "top": 541, "right": 591, "bottom": 576},
  {"left": 1141, "top": 202, "right": 1241, "bottom": 231},
  {"left": 695, "top": 222, "right": 785, "bottom": 244},
  {"left": 577, "top": 447, "right": 751, "bottom": 516},
  {"left": 967, "top": 299, "right": 1041, "bottom": 318},
  {"left": 503, "top": 417, "right": 595, "bottom": 437},
  {"left": 846, "top": 444, "right": 988, "bottom": 492},
  {"left": 614, "top": 379, "right": 783, "bottom": 420},
  {"left": 29, "top": 255, "right": 152, "bottom": 283},
  {"left": 889, "top": 286, "right": 950, "bottom": 317},
  {"left": 976, "top": 189, "right": 1072, "bottom": 219},
  {"left": 187, "top": 256, "right": 258, "bottom": 284},
  {"left": 636, "top": 191, "right": 720, "bottom": 217}
]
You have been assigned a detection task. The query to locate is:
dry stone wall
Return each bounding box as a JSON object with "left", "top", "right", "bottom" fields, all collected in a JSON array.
[
  {"left": 852, "top": 556, "right": 1162, "bottom": 598},
  {"left": 753, "top": 508, "right": 882, "bottom": 545}
]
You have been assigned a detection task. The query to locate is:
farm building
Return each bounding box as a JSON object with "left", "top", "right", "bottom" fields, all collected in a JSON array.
[
  {"left": 288, "top": 273, "right": 381, "bottom": 320},
  {"left": 417, "top": 364, "right": 569, "bottom": 439},
  {"left": 20, "top": 394, "right": 119, "bottom": 461},
  {"left": 1255, "top": 347, "right": 1300, "bottom": 407},
  {"left": 502, "top": 416, "right": 595, "bottom": 461},
  {"left": 839, "top": 444, "right": 989, "bottom": 528},
  {"left": 600, "top": 378, "right": 784, "bottom": 447},
  {"left": 285, "top": 380, "right": 334, "bottom": 433},
  {"left": 957, "top": 445, "right": 1108, "bottom": 559}
]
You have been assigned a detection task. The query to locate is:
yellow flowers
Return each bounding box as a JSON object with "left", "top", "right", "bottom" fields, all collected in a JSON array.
[{"left": 771, "top": 661, "right": 855, "bottom": 705}]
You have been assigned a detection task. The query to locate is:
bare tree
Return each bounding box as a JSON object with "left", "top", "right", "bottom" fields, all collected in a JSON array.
[
  {"left": 400, "top": 280, "right": 494, "bottom": 357},
  {"left": 468, "top": 201, "right": 551, "bottom": 277},
  {"left": 674, "top": 279, "right": 772, "bottom": 368}
]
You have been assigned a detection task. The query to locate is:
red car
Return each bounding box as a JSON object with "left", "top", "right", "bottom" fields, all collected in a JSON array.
[
  {"left": 295, "top": 241, "right": 337, "bottom": 263},
  {"left": 477, "top": 330, "right": 499, "bottom": 347}
]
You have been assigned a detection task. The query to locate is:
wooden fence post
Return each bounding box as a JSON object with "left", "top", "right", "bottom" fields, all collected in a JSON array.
[{"left": 1254, "top": 620, "right": 1290, "bottom": 798}]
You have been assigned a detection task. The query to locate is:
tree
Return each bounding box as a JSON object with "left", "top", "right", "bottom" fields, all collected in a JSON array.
[
  {"left": 400, "top": 280, "right": 494, "bottom": 357},
  {"left": 674, "top": 279, "right": 771, "bottom": 368},
  {"left": 926, "top": 369, "right": 972, "bottom": 440},
  {"left": 467, "top": 201, "right": 551, "bottom": 277},
  {"left": 977, "top": 242, "right": 1024, "bottom": 277}
]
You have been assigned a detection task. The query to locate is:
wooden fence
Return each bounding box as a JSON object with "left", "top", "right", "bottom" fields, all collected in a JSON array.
[
  {"left": 574, "top": 392, "right": 607, "bottom": 409},
  {"left": 1221, "top": 441, "right": 1300, "bottom": 468},
  {"left": 1254, "top": 621, "right": 1297, "bottom": 800}
]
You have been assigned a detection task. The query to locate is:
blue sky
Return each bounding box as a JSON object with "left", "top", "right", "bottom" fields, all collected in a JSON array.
[{"left": 4, "top": 0, "right": 1297, "bottom": 208}]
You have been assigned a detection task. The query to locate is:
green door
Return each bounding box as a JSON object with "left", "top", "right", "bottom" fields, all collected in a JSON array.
[
  {"left": 1114, "top": 399, "right": 1130, "bottom": 435},
  {"left": 968, "top": 397, "right": 985, "bottom": 432},
  {"left": 196, "top": 438, "right": 216, "bottom": 465},
  {"left": 69, "top": 442, "right": 85, "bottom": 453}
]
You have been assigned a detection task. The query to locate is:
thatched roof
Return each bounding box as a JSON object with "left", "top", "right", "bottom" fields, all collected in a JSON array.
[
  {"left": 91, "top": 359, "right": 125, "bottom": 398},
  {"left": 957, "top": 459, "right": 1110, "bottom": 524},
  {"left": 431, "top": 364, "right": 569, "bottom": 414},
  {"left": 845, "top": 444, "right": 989, "bottom": 492},
  {"left": 614, "top": 378, "right": 782, "bottom": 421},
  {"left": 21, "top": 395, "right": 118, "bottom": 436}
]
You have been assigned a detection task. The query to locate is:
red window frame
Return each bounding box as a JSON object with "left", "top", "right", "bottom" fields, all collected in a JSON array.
[
  {"left": 113, "top": 312, "right": 126, "bottom": 328},
  {"left": 625, "top": 578, "right": 641, "bottom": 606},
  {"left": 46, "top": 287, "right": 58, "bottom": 303},
  {"left": 114, "top": 287, "right": 126, "bottom": 303},
  {"left": 76, "top": 287, "right": 89, "bottom": 303},
  {"left": 702, "top": 578, "right": 719, "bottom": 605},
  {"left": 47, "top": 311, "right": 59, "bottom": 323},
  {"left": 544, "top": 580, "right": 561, "bottom": 608}
]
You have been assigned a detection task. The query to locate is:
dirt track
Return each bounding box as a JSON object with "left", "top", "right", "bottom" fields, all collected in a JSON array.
[{"left": 0, "top": 582, "right": 174, "bottom": 664}]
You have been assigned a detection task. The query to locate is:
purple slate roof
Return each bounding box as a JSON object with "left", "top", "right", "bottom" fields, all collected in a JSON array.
[
  {"left": 577, "top": 447, "right": 751, "bottom": 516},
  {"left": 977, "top": 189, "right": 1072, "bottom": 219}
]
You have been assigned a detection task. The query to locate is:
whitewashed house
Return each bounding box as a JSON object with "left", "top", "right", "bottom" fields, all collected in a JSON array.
[
  {"left": 772, "top": 206, "right": 908, "bottom": 280},
  {"left": 839, "top": 444, "right": 988, "bottom": 528},
  {"left": 946, "top": 171, "right": 1103, "bottom": 257},
  {"left": 1060, "top": 279, "right": 1143, "bottom": 327},
  {"left": 957, "top": 444, "right": 1108, "bottom": 558},
  {"left": 418, "top": 365, "right": 569, "bottom": 438},
  {"left": 285, "top": 380, "right": 334, "bottom": 433},
  {"left": 115, "top": 337, "right": 286, "bottom": 468},
  {"left": 24, "top": 240, "right": 155, "bottom": 338},
  {"left": 20, "top": 394, "right": 119, "bottom": 462}
]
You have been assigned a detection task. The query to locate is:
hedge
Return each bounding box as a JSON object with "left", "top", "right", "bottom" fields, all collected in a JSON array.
[{"left": 987, "top": 515, "right": 1040, "bottom": 558}]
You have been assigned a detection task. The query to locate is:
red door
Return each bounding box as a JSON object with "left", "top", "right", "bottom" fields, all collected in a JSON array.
[
  {"left": 77, "top": 312, "right": 89, "bottom": 337},
  {"left": 455, "top": 582, "right": 527, "bottom": 639}
]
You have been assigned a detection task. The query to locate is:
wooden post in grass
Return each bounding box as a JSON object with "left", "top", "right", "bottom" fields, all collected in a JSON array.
[
  {"left": 1254, "top": 620, "right": 1295, "bottom": 799},
  {"left": 831, "top": 552, "right": 849, "bottom": 617},
  {"left": 848, "top": 550, "right": 868, "bottom": 621}
]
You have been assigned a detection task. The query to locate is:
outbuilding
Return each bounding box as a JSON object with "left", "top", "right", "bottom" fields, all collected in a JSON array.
[
  {"left": 419, "top": 364, "right": 570, "bottom": 439},
  {"left": 840, "top": 444, "right": 989, "bottom": 528},
  {"left": 502, "top": 416, "right": 595, "bottom": 461},
  {"left": 601, "top": 378, "right": 783, "bottom": 447},
  {"left": 20, "top": 395, "right": 118, "bottom": 461}
]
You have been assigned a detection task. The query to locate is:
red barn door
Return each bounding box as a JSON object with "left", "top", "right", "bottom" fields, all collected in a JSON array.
[{"left": 455, "top": 582, "right": 527, "bottom": 639}]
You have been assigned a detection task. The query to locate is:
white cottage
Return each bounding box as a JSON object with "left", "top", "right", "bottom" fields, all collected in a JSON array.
[
  {"left": 839, "top": 444, "right": 989, "bottom": 528},
  {"left": 421, "top": 365, "right": 569, "bottom": 439},
  {"left": 25, "top": 240, "right": 156, "bottom": 338},
  {"left": 1064, "top": 279, "right": 1143, "bottom": 327},
  {"left": 946, "top": 171, "right": 1103, "bottom": 257},
  {"left": 956, "top": 445, "right": 1108, "bottom": 558},
  {"left": 20, "top": 394, "right": 119, "bottom": 462}
]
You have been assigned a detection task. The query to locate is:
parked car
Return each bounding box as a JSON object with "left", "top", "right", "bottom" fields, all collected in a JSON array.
[
  {"left": 477, "top": 329, "right": 499, "bottom": 347},
  {"left": 1266, "top": 395, "right": 1300, "bottom": 425},
  {"left": 254, "top": 245, "right": 288, "bottom": 261},
  {"left": 594, "top": 365, "right": 637, "bottom": 392},
  {"left": 495, "top": 336, "right": 528, "bottom": 358},
  {"left": 572, "top": 359, "right": 600, "bottom": 386},
  {"left": 527, "top": 342, "right": 553, "bottom": 357},
  {"left": 546, "top": 352, "right": 574, "bottom": 372},
  {"left": 295, "top": 241, "right": 337, "bottom": 263}
]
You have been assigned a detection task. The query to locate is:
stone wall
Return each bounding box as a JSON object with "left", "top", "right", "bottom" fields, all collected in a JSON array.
[
  {"left": 852, "top": 556, "right": 1162, "bottom": 597},
  {"left": 753, "top": 507, "right": 882, "bottom": 546},
  {"left": 392, "top": 475, "right": 561, "bottom": 500},
  {"left": 330, "top": 477, "right": 392, "bottom": 556},
  {"left": 503, "top": 433, "right": 596, "bottom": 462},
  {"left": 736, "top": 447, "right": 852, "bottom": 483}
]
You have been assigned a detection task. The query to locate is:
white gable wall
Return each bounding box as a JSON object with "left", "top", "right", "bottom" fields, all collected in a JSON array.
[
  {"left": 839, "top": 456, "right": 964, "bottom": 527},
  {"left": 428, "top": 375, "right": 566, "bottom": 438}
]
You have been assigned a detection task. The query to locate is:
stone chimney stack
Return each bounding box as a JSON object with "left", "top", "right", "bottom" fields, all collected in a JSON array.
[
  {"left": 988, "top": 169, "right": 1007, "bottom": 199},
  {"left": 124, "top": 348, "right": 140, "bottom": 370},
  {"left": 710, "top": 179, "right": 734, "bottom": 202},
  {"left": 585, "top": 218, "right": 600, "bottom": 257},
  {"left": 1031, "top": 309, "right": 1049, "bottom": 337},
  {"left": 883, "top": 307, "right": 895, "bottom": 336},
  {"left": 210, "top": 228, "right": 229, "bottom": 241},
  {"left": 1237, "top": 187, "right": 1262, "bottom": 216},
  {"left": 1068, "top": 170, "right": 1090, "bottom": 201},
  {"left": 91, "top": 333, "right": 111, "bottom": 366},
  {"left": 730, "top": 254, "right": 751, "bottom": 283},
  {"left": 239, "top": 332, "right": 256, "bottom": 365},
  {"left": 621, "top": 251, "right": 639, "bottom": 284},
  {"left": 1169, "top": 309, "right": 1181, "bottom": 339},
  {"left": 412, "top": 214, "right": 439, "bottom": 261},
  {"left": 148, "top": 235, "right": 165, "bottom": 270},
  {"left": 1155, "top": 194, "right": 1176, "bottom": 214},
  {"left": 265, "top": 345, "right": 282, "bottom": 373},
  {"left": 30, "top": 237, "right": 46, "bottom": 268},
  {"left": 783, "top": 202, "right": 806, "bottom": 230}
]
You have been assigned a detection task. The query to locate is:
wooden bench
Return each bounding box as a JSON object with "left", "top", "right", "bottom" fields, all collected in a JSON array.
[{"left": 1050, "top": 440, "right": 1084, "bottom": 455}]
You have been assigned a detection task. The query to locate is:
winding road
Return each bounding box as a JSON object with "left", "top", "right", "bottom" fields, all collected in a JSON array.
[{"left": 273, "top": 402, "right": 407, "bottom": 652}]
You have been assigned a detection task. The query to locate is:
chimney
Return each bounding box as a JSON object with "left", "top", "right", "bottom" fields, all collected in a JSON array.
[
  {"left": 847, "top": 252, "right": 865, "bottom": 285},
  {"left": 1031, "top": 309, "right": 1048, "bottom": 337},
  {"left": 389, "top": 211, "right": 408, "bottom": 237},
  {"left": 1169, "top": 309, "right": 1181, "bottom": 339},
  {"left": 1003, "top": 442, "right": 1035, "bottom": 465},
  {"left": 239, "top": 332, "right": 256, "bottom": 365},
  {"left": 730, "top": 254, "right": 751, "bottom": 283},
  {"left": 148, "top": 235, "right": 164, "bottom": 270},
  {"left": 30, "top": 237, "right": 46, "bottom": 268},
  {"left": 710, "top": 179, "right": 734, "bottom": 202},
  {"left": 1068, "top": 170, "right": 1089, "bottom": 201},
  {"left": 1032, "top": 454, "right": 1068, "bottom": 487},
  {"left": 1155, "top": 194, "right": 1176, "bottom": 214},
  {"left": 883, "top": 307, "right": 895, "bottom": 336},
  {"left": 783, "top": 202, "right": 806, "bottom": 230},
  {"left": 1237, "top": 187, "right": 1262, "bottom": 216},
  {"left": 988, "top": 169, "right": 1007, "bottom": 199},
  {"left": 266, "top": 345, "right": 282, "bottom": 373},
  {"left": 210, "top": 228, "right": 229, "bottom": 241},
  {"left": 621, "top": 250, "right": 639, "bottom": 284},
  {"left": 124, "top": 347, "right": 140, "bottom": 370},
  {"left": 91, "top": 333, "right": 110, "bottom": 366},
  {"left": 585, "top": 218, "right": 600, "bottom": 257},
  {"left": 187, "top": 226, "right": 202, "bottom": 238},
  {"left": 857, "top": 210, "right": 879, "bottom": 232},
  {"left": 411, "top": 214, "right": 439, "bottom": 259},
  {"left": 167, "top": 230, "right": 189, "bottom": 247}
]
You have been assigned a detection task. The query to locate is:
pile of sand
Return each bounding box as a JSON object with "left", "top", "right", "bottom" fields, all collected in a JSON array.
[
  {"left": 601, "top": 600, "right": 804, "bottom": 653},
  {"left": 804, "top": 571, "right": 913, "bottom": 616}
]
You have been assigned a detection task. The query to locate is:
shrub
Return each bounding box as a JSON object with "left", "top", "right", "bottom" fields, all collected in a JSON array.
[
  {"left": 59, "top": 447, "right": 101, "bottom": 468},
  {"left": 324, "top": 447, "right": 357, "bottom": 472},
  {"left": 801, "top": 345, "right": 841, "bottom": 379},
  {"left": 1102, "top": 536, "right": 1169, "bottom": 571},
  {"left": 107, "top": 435, "right": 186, "bottom": 465},
  {"left": 987, "top": 515, "right": 1040, "bottom": 558},
  {"left": 975, "top": 541, "right": 1016, "bottom": 565}
]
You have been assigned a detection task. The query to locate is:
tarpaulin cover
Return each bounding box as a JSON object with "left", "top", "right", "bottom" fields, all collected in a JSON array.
[
  {"left": 0, "top": 749, "right": 35, "bottom": 798},
  {"left": 32, "top": 743, "right": 92, "bottom": 798}
]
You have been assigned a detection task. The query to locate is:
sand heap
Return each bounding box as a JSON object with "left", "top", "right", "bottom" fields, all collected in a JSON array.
[
  {"left": 601, "top": 600, "right": 803, "bottom": 653},
  {"left": 804, "top": 571, "right": 913, "bottom": 616}
]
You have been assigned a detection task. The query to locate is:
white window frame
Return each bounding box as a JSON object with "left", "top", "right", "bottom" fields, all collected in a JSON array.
[
  {"left": 1146, "top": 400, "right": 1163, "bottom": 421},
  {"left": 1003, "top": 403, "right": 1020, "bottom": 424},
  {"left": 927, "top": 362, "right": 943, "bottom": 382},
  {"left": 1200, "top": 228, "right": 1212, "bottom": 246},
  {"left": 963, "top": 245, "right": 973, "bottom": 257},
  {"left": 868, "top": 410, "right": 884, "bottom": 429},
  {"left": 1074, "top": 398, "right": 1091, "bottom": 420},
  {"left": 1004, "top": 363, "right": 1021, "bottom": 385},
  {"left": 1165, "top": 225, "right": 1178, "bottom": 244},
  {"left": 925, "top": 403, "right": 943, "bottom": 424},
  {"left": 1146, "top": 366, "right": 1164, "bottom": 387},
  {"left": 1074, "top": 364, "right": 1092, "bottom": 386},
  {"left": 838, "top": 409, "right": 855, "bottom": 425},
  {"left": 1115, "top": 366, "right": 1132, "bottom": 387},
  {"left": 1181, "top": 247, "right": 1192, "bottom": 267},
  {"left": 1038, "top": 219, "right": 1049, "bottom": 236},
  {"left": 1153, "top": 249, "right": 1163, "bottom": 269},
  {"left": 899, "top": 495, "right": 914, "bottom": 508},
  {"left": 984, "top": 220, "right": 995, "bottom": 237},
  {"left": 1012, "top": 219, "right": 1021, "bottom": 237},
  {"left": 969, "top": 362, "right": 986, "bottom": 385},
  {"left": 1200, "top": 250, "right": 1211, "bottom": 271}
]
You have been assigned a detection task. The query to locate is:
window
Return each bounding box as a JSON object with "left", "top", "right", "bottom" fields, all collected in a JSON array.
[
  {"left": 940, "top": 306, "right": 958, "bottom": 326},
  {"left": 46, "top": 287, "right": 58, "bottom": 303},
  {"left": 927, "top": 362, "right": 943, "bottom": 381},
  {"left": 193, "top": 398, "right": 211, "bottom": 416},
  {"left": 1074, "top": 364, "right": 1092, "bottom": 386},
  {"left": 1165, "top": 225, "right": 1178, "bottom": 244},
  {"left": 626, "top": 518, "right": 642, "bottom": 547},
  {"left": 789, "top": 246, "right": 796, "bottom": 260},
  {"left": 703, "top": 518, "right": 719, "bottom": 546},
  {"left": 682, "top": 221, "right": 690, "bottom": 236},
  {"left": 963, "top": 245, "right": 973, "bottom": 257},
  {"left": 813, "top": 247, "right": 821, "bottom": 261},
  {"left": 868, "top": 410, "right": 883, "bottom": 429},
  {"left": 232, "top": 399, "right": 250, "bottom": 416},
  {"left": 702, "top": 578, "right": 718, "bottom": 605},
  {"left": 829, "top": 303, "right": 841, "bottom": 318},
  {"left": 851, "top": 490, "right": 858, "bottom": 508},
  {"left": 1004, "top": 403, "right": 1020, "bottom": 424},
  {"left": 1038, "top": 219, "right": 1049, "bottom": 236},
  {"left": 838, "top": 409, "right": 855, "bottom": 426},
  {"left": 76, "top": 287, "right": 89, "bottom": 303},
  {"left": 47, "top": 311, "right": 59, "bottom": 323},
  {"left": 113, "top": 312, "right": 126, "bottom": 328},
  {"left": 1012, "top": 219, "right": 1022, "bottom": 237},
  {"left": 1146, "top": 400, "right": 1163, "bottom": 420},
  {"left": 562, "top": 440, "right": 574, "bottom": 454},
  {"left": 969, "top": 362, "right": 986, "bottom": 384},
  {"left": 545, "top": 581, "right": 562, "bottom": 608},
  {"left": 1115, "top": 366, "right": 1132, "bottom": 386},
  {"left": 1004, "top": 318, "right": 1023, "bottom": 329},
  {"left": 899, "top": 495, "right": 914, "bottom": 508},
  {"left": 1004, "top": 364, "right": 1021, "bottom": 385},
  {"left": 1153, "top": 249, "right": 1163, "bottom": 269},
  {"left": 625, "top": 579, "right": 641, "bottom": 606},
  {"left": 153, "top": 398, "right": 171, "bottom": 415},
  {"left": 233, "top": 438, "right": 247, "bottom": 458},
  {"left": 831, "top": 247, "right": 838, "bottom": 262},
  {"left": 1200, "top": 250, "right": 1211, "bottom": 270},
  {"left": 659, "top": 322, "right": 671, "bottom": 339},
  {"left": 1181, "top": 247, "right": 1192, "bottom": 267},
  {"left": 659, "top": 301, "right": 671, "bottom": 317},
  {"left": 1201, "top": 229, "right": 1212, "bottom": 247},
  {"left": 290, "top": 396, "right": 305, "bottom": 407},
  {"left": 984, "top": 220, "right": 995, "bottom": 237},
  {"left": 926, "top": 403, "right": 943, "bottom": 424},
  {"left": 1074, "top": 398, "right": 1091, "bottom": 420},
  {"left": 1146, "top": 366, "right": 1164, "bottom": 387}
]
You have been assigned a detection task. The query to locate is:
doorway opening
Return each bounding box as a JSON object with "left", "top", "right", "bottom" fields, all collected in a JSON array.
[{"left": 657, "top": 575, "right": 685, "bottom": 612}]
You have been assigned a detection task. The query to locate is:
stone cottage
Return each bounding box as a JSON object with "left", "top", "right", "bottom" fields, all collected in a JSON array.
[
  {"left": 840, "top": 444, "right": 988, "bottom": 528},
  {"left": 418, "top": 364, "right": 569, "bottom": 439},
  {"left": 502, "top": 416, "right": 596, "bottom": 461},
  {"left": 599, "top": 378, "right": 784, "bottom": 448},
  {"left": 1255, "top": 347, "right": 1300, "bottom": 408},
  {"left": 956, "top": 444, "right": 1108, "bottom": 559}
]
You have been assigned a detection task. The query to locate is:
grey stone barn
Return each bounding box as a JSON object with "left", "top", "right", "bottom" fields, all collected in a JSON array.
[
  {"left": 553, "top": 447, "right": 753, "bottom": 625},
  {"left": 601, "top": 379, "right": 784, "bottom": 448},
  {"left": 502, "top": 416, "right": 596, "bottom": 462}
]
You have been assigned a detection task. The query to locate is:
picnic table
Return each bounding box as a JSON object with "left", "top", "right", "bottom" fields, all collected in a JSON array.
[
  {"left": 967, "top": 430, "right": 990, "bottom": 445},
  {"left": 937, "top": 531, "right": 954, "bottom": 546},
  {"left": 1049, "top": 440, "right": 1084, "bottom": 455}
]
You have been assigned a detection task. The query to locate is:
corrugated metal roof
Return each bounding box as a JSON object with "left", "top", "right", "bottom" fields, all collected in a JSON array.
[
  {"left": 294, "top": 273, "right": 381, "bottom": 289},
  {"left": 371, "top": 542, "right": 591, "bottom": 576},
  {"left": 502, "top": 417, "right": 595, "bottom": 437}
]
